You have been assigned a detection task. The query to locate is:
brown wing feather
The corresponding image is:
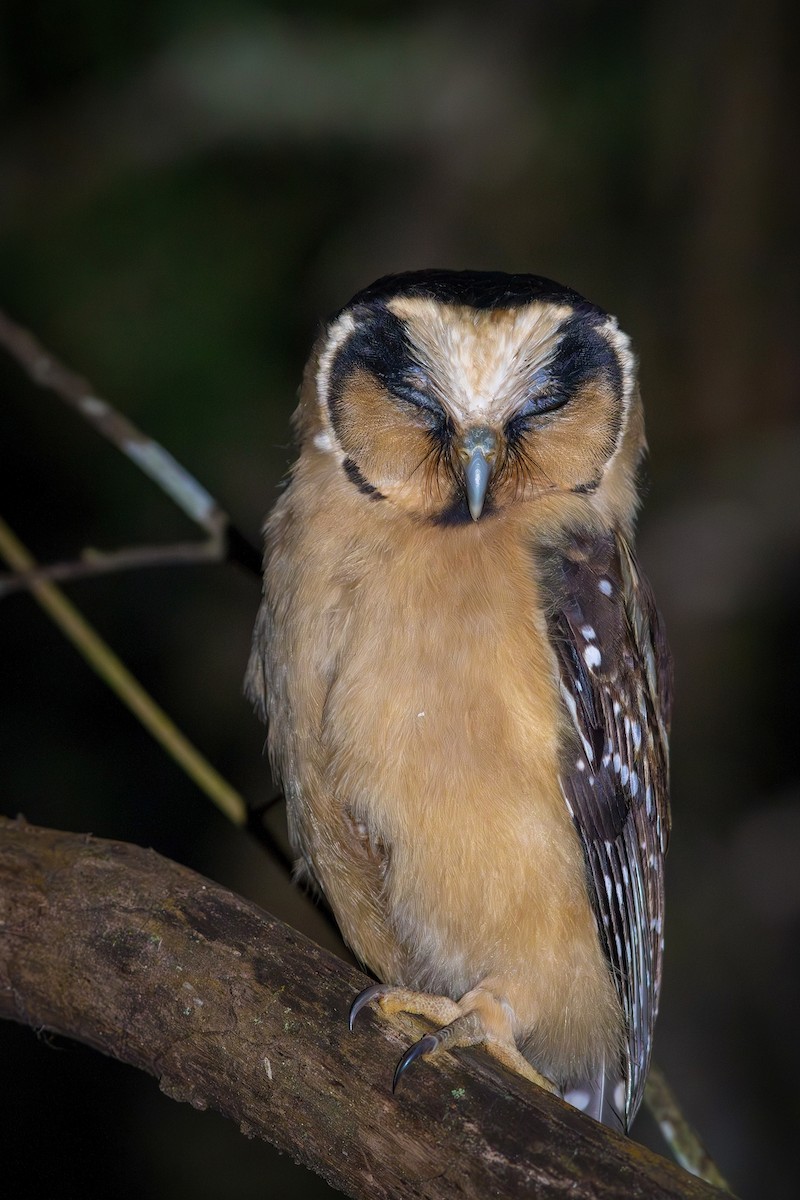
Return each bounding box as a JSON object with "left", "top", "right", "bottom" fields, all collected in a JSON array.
[{"left": 543, "top": 529, "right": 671, "bottom": 1128}]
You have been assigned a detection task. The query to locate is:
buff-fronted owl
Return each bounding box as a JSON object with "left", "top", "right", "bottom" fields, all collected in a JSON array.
[{"left": 246, "top": 270, "right": 671, "bottom": 1132}]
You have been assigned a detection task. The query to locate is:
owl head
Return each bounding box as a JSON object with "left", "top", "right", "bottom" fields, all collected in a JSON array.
[{"left": 295, "top": 271, "right": 645, "bottom": 535}]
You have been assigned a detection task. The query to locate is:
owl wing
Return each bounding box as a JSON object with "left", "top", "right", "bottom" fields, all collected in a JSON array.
[{"left": 544, "top": 529, "right": 672, "bottom": 1130}]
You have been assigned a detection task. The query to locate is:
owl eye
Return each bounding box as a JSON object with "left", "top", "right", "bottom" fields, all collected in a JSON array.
[
  {"left": 394, "top": 385, "right": 441, "bottom": 415},
  {"left": 506, "top": 388, "right": 569, "bottom": 438},
  {"left": 390, "top": 373, "right": 448, "bottom": 429}
]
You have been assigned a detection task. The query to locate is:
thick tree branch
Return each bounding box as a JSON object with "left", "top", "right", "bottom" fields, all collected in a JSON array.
[{"left": 0, "top": 817, "right": 728, "bottom": 1199}]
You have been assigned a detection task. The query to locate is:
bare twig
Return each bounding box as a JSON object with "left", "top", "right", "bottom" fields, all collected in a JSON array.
[
  {"left": 0, "top": 515, "right": 247, "bottom": 830},
  {"left": 0, "top": 817, "right": 732, "bottom": 1200},
  {"left": 645, "top": 1065, "right": 732, "bottom": 1192},
  {"left": 0, "top": 539, "right": 223, "bottom": 597},
  {"left": 0, "top": 307, "right": 261, "bottom": 588}
]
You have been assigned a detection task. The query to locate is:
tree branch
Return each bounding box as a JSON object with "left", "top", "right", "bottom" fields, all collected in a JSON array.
[{"left": 0, "top": 817, "right": 729, "bottom": 1200}]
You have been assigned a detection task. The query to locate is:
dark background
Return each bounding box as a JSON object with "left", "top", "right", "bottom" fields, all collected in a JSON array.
[{"left": 1, "top": 2, "right": 797, "bottom": 1197}]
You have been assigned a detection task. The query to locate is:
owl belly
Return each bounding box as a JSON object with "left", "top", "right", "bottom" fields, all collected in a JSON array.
[{"left": 305, "top": 521, "right": 619, "bottom": 1074}]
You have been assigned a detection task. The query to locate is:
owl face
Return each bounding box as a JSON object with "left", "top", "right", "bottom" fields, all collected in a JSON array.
[{"left": 301, "top": 271, "right": 642, "bottom": 527}]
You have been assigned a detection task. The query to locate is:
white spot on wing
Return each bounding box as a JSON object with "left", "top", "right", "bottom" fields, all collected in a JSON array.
[
  {"left": 560, "top": 683, "right": 595, "bottom": 762},
  {"left": 583, "top": 645, "right": 602, "bottom": 669},
  {"left": 598, "top": 578, "right": 613, "bottom": 596},
  {"left": 565, "top": 1088, "right": 591, "bottom": 1112},
  {"left": 581, "top": 624, "right": 597, "bottom": 641}
]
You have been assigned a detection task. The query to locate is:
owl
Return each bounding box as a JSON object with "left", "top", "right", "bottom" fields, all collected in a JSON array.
[{"left": 246, "top": 270, "right": 671, "bottom": 1133}]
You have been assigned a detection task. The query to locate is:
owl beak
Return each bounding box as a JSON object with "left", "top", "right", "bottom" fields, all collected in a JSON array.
[{"left": 458, "top": 428, "right": 497, "bottom": 522}]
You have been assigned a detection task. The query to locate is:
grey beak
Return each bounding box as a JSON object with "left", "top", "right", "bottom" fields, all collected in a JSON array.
[
  {"left": 465, "top": 447, "right": 493, "bottom": 521},
  {"left": 458, "top": 427, "right": 497, "bottom": 521}
]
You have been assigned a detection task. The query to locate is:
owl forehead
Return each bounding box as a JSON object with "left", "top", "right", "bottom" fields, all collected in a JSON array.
[{"left": 387, "top": 296, "right": 573, "bottom": 421}]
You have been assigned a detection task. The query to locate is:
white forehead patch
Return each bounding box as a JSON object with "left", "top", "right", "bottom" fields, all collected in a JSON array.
[{"left": 388, "top": 296, "right": 574, "bottom": 424}]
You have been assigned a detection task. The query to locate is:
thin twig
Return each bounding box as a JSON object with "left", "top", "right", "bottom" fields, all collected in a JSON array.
[
  {"left": 0, "top": 515, "right": 247, "bottom": 830},
  {"left": 0, "top": 539, "right": 221, "bottom": 597},
  {"left": 645, "top": 1064, "right": 732, "bottom": 1192},
  {"left": 0, "top": 307, "right": 261, "bottom": 587}
]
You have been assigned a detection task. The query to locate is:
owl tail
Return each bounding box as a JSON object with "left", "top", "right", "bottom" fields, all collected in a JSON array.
[{"left": 563, "top": 1065, "right": 627, "bottom": 1133}]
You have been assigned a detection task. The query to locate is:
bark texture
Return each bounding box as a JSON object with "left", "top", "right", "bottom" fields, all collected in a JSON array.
[{"left": 0, "top": 816, "right": 726, "bottom": 1199}]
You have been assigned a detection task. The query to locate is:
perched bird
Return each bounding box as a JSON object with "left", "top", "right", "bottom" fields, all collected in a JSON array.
[{"left": 246, "top": 270, "right": 671, "bottom": 1133}]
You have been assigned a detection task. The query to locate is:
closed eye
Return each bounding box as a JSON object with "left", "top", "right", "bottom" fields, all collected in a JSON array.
[
  {"left": 391, "top": 376, "right": 450, "bottom": 432},
  {"left": 506, "top": 388, "right": 569, "bottom": 437},
  {"left": 393, "top": 384, "right": 443, "bottom": 416}
]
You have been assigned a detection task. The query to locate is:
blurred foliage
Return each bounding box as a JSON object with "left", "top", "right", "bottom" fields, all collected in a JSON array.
[{"left": 1, "top": 1, "right": 798, "bottom": 1196}]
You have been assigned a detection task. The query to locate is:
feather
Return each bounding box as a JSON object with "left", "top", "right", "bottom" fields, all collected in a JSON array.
[{"left": 543, "top": 529, "right": 672, "bottom": 1128}]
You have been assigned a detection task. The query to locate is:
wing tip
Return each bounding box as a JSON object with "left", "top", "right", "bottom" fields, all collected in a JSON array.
[{"left": 564, "top": 1068, "right": 628, "bottom": 1134}]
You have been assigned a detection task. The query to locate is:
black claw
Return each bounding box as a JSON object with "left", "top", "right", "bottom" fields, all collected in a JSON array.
[
  {"left": 392, "top": 1034, "right": 439, "bottom": 1092},
  {"left": 348, "top": 983, "right": 386, "bottom": 1031}
]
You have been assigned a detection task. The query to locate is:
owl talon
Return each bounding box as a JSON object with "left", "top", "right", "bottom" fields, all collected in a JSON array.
[
  {"left": 348, "top": 983, "right": 388, "bottom": 1030},
  {"left": 347, "top": 982, "right": 556, "bottom": 1095},
  {"left": 392, "top": 1034, "right": 439, "bottom": 1091}
]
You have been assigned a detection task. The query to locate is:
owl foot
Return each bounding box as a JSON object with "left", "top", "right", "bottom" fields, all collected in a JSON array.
[{"left": 349, "top": 982, "right": 556, "bottom": 1094}]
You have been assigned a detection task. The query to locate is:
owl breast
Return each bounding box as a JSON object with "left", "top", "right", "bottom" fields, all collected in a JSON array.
[{"left": 262, "top": 461, "right": 619, "bottom": 1067}]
